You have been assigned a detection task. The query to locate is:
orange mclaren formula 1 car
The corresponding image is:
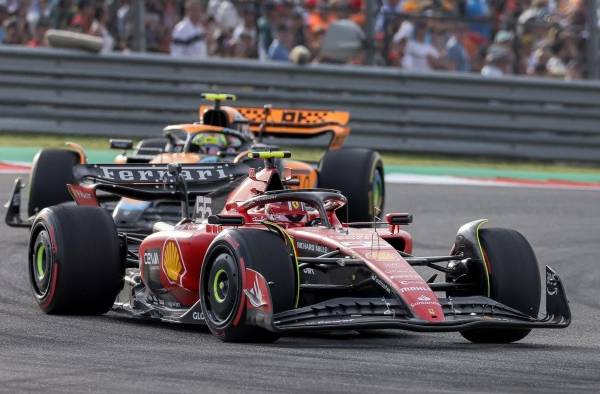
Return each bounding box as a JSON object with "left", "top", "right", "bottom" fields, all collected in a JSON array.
[{"left": 6, "top": 94, "right": 384, "bottom": 233}]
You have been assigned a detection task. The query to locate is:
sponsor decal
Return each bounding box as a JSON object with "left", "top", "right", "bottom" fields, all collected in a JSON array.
[
  {"left": 67, "top": 184, "right": 97, "bottom": 205},
  {"left": 371, "top": 274, "right": 391, "bottom": 294},
  {"left": 143, "top": 249, "right": 160, "bottom": 266},
  {"left": 296, "top": 240, "right": 330, "bottom": 254},
  {"left": 365, "top": 250, "right": 398, "bottom": 261},
  {"left": 388, "top": 274, "right": 423, "bottom": 280},
  {"left": 340, "top": 240, "right": 374, "bottom": 248},
  {"left": 409, "top": 301, "right": 439, "bottom": 308},
  {"left": 399, "top": 286, "right": 430, "bottom": 293},
  {"left": 244, "top": 276, "right": 266, "bottom": 308},
  {"left": 302, "top": 267, "right": 316, "bottom": 275},
  {"left": 399, "top": 280, "right": 427, "bottom": 285},
  {"left": 72, "top": 189, "right": 92, "bottom": 200},
  {"left": 194, "top": 196, "right": 213, "bottom": 220},
  {"left": 192, "top": 312, "right": 204, "bottom": 321},
  {"left": 96, "top": 165, "right": 230, "bottom": 183},
  {"left": 162, "top": 240, "right": 186, "bottom": 285},
  {"left": 417, "top": 294, "right": 431, "bottom": 302}
]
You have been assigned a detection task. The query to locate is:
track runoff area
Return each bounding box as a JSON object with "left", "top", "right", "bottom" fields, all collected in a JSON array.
[{"left": 1, "top": 172, "right": 599, "bottom": 392}]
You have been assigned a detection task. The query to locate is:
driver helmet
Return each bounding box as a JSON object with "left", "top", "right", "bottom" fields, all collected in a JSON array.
[
  {"left": 191, "top": 132, "right": 229, "bottom": 155},
  {"left": 202, "top": 106, "right": 253, "bottom": 141},
  {"left": 265, "top": 201, "right": 308, "bottom": 223}
]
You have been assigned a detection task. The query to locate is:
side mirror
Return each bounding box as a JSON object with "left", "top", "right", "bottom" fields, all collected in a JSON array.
[
  {"left": 207, "top": 215, "right": 245, "bottom": 226},
  {"left": 386, "top": 213, "right": 413, "bottom": 225},
  {"left": 110, "top": 139, "right": 133, "bottom": 150}
]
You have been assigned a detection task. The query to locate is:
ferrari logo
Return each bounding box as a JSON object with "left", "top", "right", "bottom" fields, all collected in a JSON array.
[
  {"left": 163, "top": 240, "right": 185, "bottom": 285},
  {"left": 290, "top": 201, "right": 300, "bottom": 210}
]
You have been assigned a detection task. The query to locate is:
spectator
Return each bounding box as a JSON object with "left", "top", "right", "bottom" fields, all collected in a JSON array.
[
  {"left": 308, "top": 0, "right": 335, "bottom": 34},
  {"left": 257, "top": 1, "right": 279, "bottom": 60},
  {"left": 2, "top": 17, "right": 20, "bottom": 44},
  {"left": 401, "top": 20, "right": 445, "bottom": 71},
  {"left": 0, "top": 4, "right": 7, "bottom": 43},
  {"left": 230, "top": 4, "right": 257, "bottom": 58},
  {"left": 268, "top": 23, "right": 292, "bottom": 61},
  {"left": 291, "top": 6, "right": 307, "bottom": 47},
  {"left": 26, "top": 15, "right": 49, "bottom": 47},
  {"left": 170, "top": 0, "right": 207, "bottom": 58},
  {"left": 26, "top": 0, "right": 54, "bottom": 33},
  {"left": 375, "top": 0, "right": 402, "bottom": 33},
  {"left": 70, "top": 0, "right": 94, "bottom": 32},
  {"left": 481, "top": 46, "right": 511, "bottom": 77},
  {"left": 446, "top": 22, "right": 470, "bottom": 72},
  {"left": 90, "top": 4, "right": 113, "bottom": 53},
  {"left": 0, "top": 0, "right": 589, "bottom": 81},
  {"left": 50, "top": 0, "right": 76, "bottom": 30},
  {"left": 464, "top": 0, "right": 491, "bottom": 41}
]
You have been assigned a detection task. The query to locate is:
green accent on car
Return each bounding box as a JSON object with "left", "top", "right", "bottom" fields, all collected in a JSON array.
[
  {"left": 35, "top": 244, "right": 46, "bottom": 280},
  {"left": 372, "top": 169, "right": 384, "bottom": 212},
  {"left": 213, "top": 269, "right": 227, "bottom": 303},
  {"left": 475, "top": 220, "right": 491, "bottom": 297}
]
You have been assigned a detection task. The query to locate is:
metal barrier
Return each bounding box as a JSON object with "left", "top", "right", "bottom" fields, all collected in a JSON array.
[{"left": 1, "top": 46, "right": 599, "bottom": 162}]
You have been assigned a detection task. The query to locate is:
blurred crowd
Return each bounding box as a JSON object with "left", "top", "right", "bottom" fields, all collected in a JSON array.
[{"left": 0, "top": 0, "right": 592, "bottom": 79}]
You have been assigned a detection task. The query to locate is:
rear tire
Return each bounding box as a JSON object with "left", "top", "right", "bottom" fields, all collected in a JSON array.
[
  {"left": 29, "top": 205, "right": 123, "bottom": 314},
  {"left": 28, "top": 149, "right": 79, "bottom": 217},
  {"left": 459, "top": 228, "right": 541, "bottom": 343},
  {"left": 200, "top": 228, "right": 296, "bottom": 342},
  {"left": 318, "top": 148, "right": 384, "bottom": 222}
]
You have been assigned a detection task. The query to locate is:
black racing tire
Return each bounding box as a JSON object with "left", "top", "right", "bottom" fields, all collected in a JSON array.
[
  {"left": 29, "top": 205, "right": 123, "bottom": 315},
  {"left": 135, "top": 138, "right": 168, "bottom": 155},
  {"left": 28, "top": 149, "right": 80, "bottom": 217},
  {"left": 200, "top": 228, "right": 296, "bottom": 342},
  {"left": 318, "top": 148, "right": 384, "bottom": 222},
  {"left": 460, "top": 228, "right": 541, "bottom": 343}
]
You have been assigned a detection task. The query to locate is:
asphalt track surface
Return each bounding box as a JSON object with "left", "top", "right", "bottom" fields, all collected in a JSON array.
[{"left": 1, "top": 173, "right": 599, "bottom": 393}]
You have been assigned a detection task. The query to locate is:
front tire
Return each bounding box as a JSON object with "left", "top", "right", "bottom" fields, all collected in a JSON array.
[
  {"left": 200, "top": 228, "right": 297, "bottom": 342},
  {"left": 318, "top": 148, "right": 384, "bottom": 222},
  {"left": 459, "top": 228, "right": 541, "bottom": 343},
  {"left": 29, "top": 205, "right": 123, "bottom": 314}
]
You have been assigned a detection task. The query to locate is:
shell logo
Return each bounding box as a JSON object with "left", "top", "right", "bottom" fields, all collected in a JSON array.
[{"left": 162, "top": 240, "right": 186, "bottom": 285}]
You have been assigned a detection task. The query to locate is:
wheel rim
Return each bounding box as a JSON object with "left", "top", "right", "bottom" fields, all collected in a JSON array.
[
  {"left": 372, "top": 168, "right": 384, "bottom": 215},
  {"left": 212, "top": 269, "right": 229, "bottom": 304},
  {"left": 204, "top": 251, "right": 239, "bottom": 325},
  {"left": 31, "top": 231, "right": 52, "bottom": 297}
]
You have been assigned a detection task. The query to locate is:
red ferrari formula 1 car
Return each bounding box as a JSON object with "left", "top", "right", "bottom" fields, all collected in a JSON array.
[{"left": 27, "top": 152, "right": 570, "bottom": 343}]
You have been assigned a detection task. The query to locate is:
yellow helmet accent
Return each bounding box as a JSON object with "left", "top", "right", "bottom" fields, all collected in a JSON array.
[
  {"left": 192, "top": 133, "right": 228, "bottom": 147},
  {"left": 247, "top": 151, "right": 291, "bottom": 159},
  {"left": 201, "top": 93, "right": 237, "bottom": 102}
]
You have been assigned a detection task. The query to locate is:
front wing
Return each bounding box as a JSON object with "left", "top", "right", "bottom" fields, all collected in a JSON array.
[{"left": 271, "top": 266, "right": 570, "bottom": 333}]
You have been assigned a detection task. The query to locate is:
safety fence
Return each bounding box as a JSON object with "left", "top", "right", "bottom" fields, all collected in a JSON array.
[{"left": 1, "top": 46, "right": 599, "bottom": 162}]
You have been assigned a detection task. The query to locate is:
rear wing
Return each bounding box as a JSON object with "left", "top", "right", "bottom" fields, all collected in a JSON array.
[
  {"left": 72, "top": 163, "right": 248, "bottom": 202},
  {"left": 199, "top": 105, "right": 350, "bottom": 150}
]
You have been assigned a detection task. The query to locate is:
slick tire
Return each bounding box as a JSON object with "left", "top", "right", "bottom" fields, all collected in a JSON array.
[
  {"left": 29, "top": 205, "right": 123, "bottom": 314},
  {"left": 200, "top": 228, "right": 297, "bottom": 342},
  {"left": 28, "top": 149, "right": 80, "bottom": 217},
  {"left": 460, "top": 228, "right": 541, "bottom": 343},
  {"left": 318, "top": 148, "right": 384, "bottom": 222}
]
